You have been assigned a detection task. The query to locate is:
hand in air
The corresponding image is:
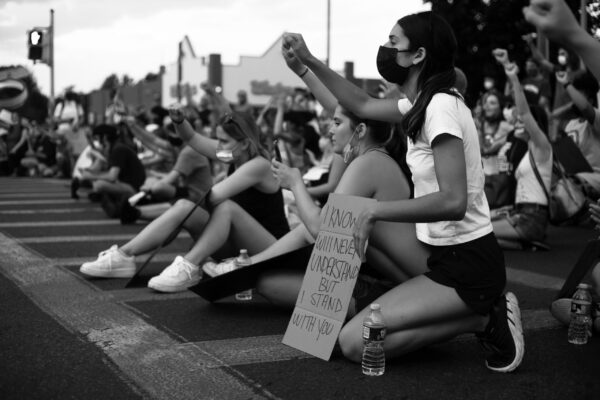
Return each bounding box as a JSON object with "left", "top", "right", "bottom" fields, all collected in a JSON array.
[
  {"left": 522, "top": 0, "right": 582, "bottom": 45},
  {"left": 168, "top": 103, "right": 186, "bottom": 124},
  {"left": 492, "top": 48, "right": 510, "bottom": 66},
  {"left": 281, "top": 41, "right": 306, "bottom": 75},
  {"left": 503, "top": 62, "right": 520, "bottom": 79},
  {"left": 282, "top": 33, "right": 312, "bottom": 63}
]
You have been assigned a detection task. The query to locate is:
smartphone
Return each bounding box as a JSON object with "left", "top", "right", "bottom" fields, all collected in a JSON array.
[{"left": 273, "top": 139, "right": 282, "bottom": 162}]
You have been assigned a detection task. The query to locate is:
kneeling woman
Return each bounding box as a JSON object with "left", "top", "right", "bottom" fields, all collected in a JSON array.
[{"left": 80, "top": 111, "right": 289, "bottom": 292}]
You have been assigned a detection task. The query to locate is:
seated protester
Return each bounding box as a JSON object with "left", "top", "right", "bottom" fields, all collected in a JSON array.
[
  {"left": 20, "top": 122, "right": 57, "bottom": 177},
  {"left": 209, "top": 106, "right": 430, "bottom": 310},
  {"left": 120, "top": 119, "right": 213, "bottom": 224},
  {"left": 302, "top": 117, "right": 346, "bottom": 205},
  {"left": 558, "top": 70, "right": 600, "bottom": 201},
  {"left": 79, "top": 111, "right": 290, "bottom": 293},
  {"left": 491, "top": 54, "right": 553, "bottom": 249},
  {"left": 204, "top": 44, "right": 429, "bottom": 310},
  {"left": 81, "top": 124, "right": 146, "bottom": 217},
  {"left": 550, "top": 198, "right": 600, "bottom": 331}
]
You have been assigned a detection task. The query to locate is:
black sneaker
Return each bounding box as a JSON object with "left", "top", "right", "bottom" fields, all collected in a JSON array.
[
  {"left": 120, "top": 198, "right": 141, "bottom": 225},
  {"left": 88, "top": 191, "right": 102, "bottom": 202},
  {"left": 478, "top": 292, "right": 524, "bottom": 373}
]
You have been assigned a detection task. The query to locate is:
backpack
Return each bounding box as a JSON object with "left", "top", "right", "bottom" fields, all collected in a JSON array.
[{"left": 530, "top": 152, "right": 587, "bottom": 225}]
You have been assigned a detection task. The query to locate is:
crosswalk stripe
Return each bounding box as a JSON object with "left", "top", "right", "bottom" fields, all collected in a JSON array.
[
  {"left": 0, "top": 192, "right": 71, "bottom": 198},
  {"left": 0, "top": 199, "right": 80, "bottom": 205},
  {"left": 18, "top": 233, "right": 188, "bottom": 243},
  {"left": 56, "top": 252, "right": 179, "bottom": 267},
  {"left": 0, "top": 220, "right": 120, "bottom": 228},
  {"left": 0, "top": 208, "right": 95, "bottom": 214},
  {"left": 0, "top": 232, "right": 279, "bottom": 400}
]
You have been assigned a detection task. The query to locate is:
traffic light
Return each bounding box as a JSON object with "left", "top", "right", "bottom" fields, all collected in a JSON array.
[{"left": 27, "top": 27, "right": 51, "bottom": 65}]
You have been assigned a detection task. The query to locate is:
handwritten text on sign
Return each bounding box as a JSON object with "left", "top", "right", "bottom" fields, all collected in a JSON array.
[{"left": 282, "top": 194, "right": 376, "bottom": 360}]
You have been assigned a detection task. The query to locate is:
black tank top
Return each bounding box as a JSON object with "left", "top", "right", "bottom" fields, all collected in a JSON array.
[{"left": 228, "top": 166, "right": 290, "bottom": 239}]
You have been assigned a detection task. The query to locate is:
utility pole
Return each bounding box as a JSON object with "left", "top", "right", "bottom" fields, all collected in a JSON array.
[
  {"left": 177, "top": 40, "right": 183, "bottom": 102},
  {"left": 326, "top": 0, "right": 331, "bottom": 67}
]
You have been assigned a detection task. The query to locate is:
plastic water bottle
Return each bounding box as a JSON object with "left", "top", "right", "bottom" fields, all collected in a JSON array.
[
  {"left": 568, "top": 283, "right": 593, "bottom": 344},
  {"left": 234, "top": 249, "right": 252, "bottom": 301},
  {"left": 362, "top": 303, "right": 386, "bottom": 376}
]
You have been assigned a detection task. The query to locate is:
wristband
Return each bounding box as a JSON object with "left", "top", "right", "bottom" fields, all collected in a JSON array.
[
  {"left": 298, "top": 68, "right": 309, "bottom": 78},
  {"left": 171, "top": 117, "right": 185, "bottom": 125}
]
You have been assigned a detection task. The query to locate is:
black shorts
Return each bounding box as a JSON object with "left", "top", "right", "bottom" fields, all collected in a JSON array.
[{"left": 424, "top": 232, "right": 506, "bottom": 315}]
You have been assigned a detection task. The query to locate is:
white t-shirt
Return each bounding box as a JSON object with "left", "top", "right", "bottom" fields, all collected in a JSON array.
[
  {"left": 515, "top": 150, "right": 552, "bottom": 205},
  {"left": 399, "top": 93, "right": 493, "bottom": 246}
]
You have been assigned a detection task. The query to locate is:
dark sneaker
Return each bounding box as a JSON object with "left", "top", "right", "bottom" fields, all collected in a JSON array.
[
  {"left": 70, "top": 178, "right": 80, "bottom": 199},
  {"left": 478, "top": 292, "right": 524, "bottom": 373},
  {"left": 120, "top": 198, "right": 141, "bottom": 225},
  {"left": 88, "top": 191, "right": 102, "bottom": 202}
]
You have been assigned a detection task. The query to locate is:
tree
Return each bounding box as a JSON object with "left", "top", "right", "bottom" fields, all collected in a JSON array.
[
  {"left": 100, "top": 73, "right": 120, "bottom": 91},
  {"left": 426, "top": 0, "right": 584, "bottom": 106}
]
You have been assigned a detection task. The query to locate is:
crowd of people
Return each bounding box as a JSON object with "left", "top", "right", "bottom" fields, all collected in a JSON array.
[{"left": 3, "top": 0, "right": 600, "bottom": 373}]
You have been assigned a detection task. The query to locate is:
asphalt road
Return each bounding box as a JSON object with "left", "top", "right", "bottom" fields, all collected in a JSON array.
[{"left": 0, "top": 177, "right": 598, "bottom": 400}]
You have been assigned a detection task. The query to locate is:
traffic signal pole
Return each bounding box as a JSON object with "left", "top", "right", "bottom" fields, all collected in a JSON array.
[{"left": 49, "top": 9, "right": 55, "bottom": 118}]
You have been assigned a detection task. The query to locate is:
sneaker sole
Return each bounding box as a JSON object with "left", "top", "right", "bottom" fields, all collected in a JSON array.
[
  {"left": 486, "top": 292, "right": 525, "bottom": 373},
  {"left": 147, "top": 277, "right": 201, "bottom": 293},
  {"left": 80, "top": 265, "right": 135, "bottom": 278}
]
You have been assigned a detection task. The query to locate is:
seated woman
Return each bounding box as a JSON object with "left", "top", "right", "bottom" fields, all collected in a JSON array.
[
  {"left": 491, "top": 51, "right": 553, "bottom": 250},
  {"left": 119, "top": 120, "right": 213, "bottom": 224},
  {"left": 79, "top": 111, "right": 290, "bottom": 293},
  {"left": 203, "top": 48, "right": 430, "bottom": 311}
]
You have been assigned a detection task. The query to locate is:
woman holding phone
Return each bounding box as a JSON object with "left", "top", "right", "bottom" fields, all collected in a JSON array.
[{"left": 80, "top": 111, "right": 290, "bottom": 293}]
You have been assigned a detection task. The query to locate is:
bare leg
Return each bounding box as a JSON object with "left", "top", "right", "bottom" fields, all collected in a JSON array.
[
  {"left": 183, "top": 200, "right": 278, "bottom": 265},
  {"left": 257, "top": 269, "right": 304, "bottom": 308},
  {"left": 251, "top": 224, "right": 314, "bottom": 264},
  {"left": 138, "top": 202, "right": 171, "bottom": 221},
  {"left": 368, "top": 221, "right": 430, "bottom": 281},
  {"left": 338, "top": 275, "right": 488, "bottom": 362},
  {"left": 120, "top": 199, "right": 209, "bottom": 257}
]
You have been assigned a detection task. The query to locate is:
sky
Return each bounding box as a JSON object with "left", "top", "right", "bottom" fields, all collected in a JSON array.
[{"left": 0, "top": 0, "right": 430, "bottom": 96}]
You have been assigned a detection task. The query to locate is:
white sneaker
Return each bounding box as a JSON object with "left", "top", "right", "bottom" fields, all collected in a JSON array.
[
  {"left": 202, "top": 258, "right": 238, "bottom": 277},
  {"left": 148, "top": 256, "right": 201, "bottom": 293},
  {"left": 80, "top": 245, "right": 136, "bottom": 278}
]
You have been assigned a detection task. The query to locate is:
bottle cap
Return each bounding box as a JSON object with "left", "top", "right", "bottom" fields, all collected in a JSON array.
[
  {"left": 240, "top": 249, "right": 248, "bottom": 255},
  {"left": 370, "top": 303, "right": 380, "bottom": 311},
  {"left": 577, "top": 283, "right": 592, "bottom": 290}
]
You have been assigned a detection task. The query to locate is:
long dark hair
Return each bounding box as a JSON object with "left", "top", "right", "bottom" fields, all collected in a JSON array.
[
  {"left": 219, "top": 111, "right": 271, "bottom": 159},
  {"left": 398, "top": 12, "right": 460, "bottom": 142}
]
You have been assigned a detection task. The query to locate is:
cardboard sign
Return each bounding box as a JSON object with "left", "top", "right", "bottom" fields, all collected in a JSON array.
[{"left": 282, "top": 193, "right": 376, "bottom": 361}]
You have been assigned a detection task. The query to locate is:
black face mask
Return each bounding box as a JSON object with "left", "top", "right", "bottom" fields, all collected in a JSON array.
[{"left": 376, "top": 46, "right": 411, "bottom": 85}]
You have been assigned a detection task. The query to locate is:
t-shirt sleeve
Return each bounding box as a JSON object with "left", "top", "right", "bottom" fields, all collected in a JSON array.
[
  {"left": 173, "top": 147, "right": 200, "bottom": 177},
  {"left": 422, "top": 94, "right": 464, "bottom": 144}
]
